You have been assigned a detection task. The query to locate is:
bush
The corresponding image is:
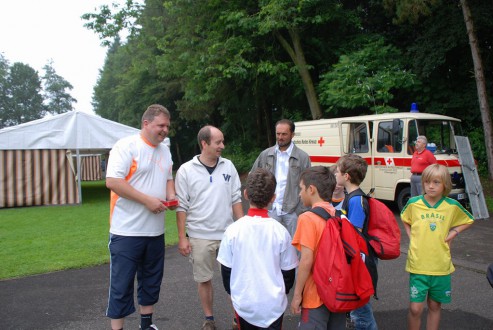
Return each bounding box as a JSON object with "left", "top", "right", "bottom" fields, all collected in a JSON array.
[
  {"left": 467, "top": 128, "right": 488, "bottom": 176},
  {"left": 222, "top": 142, "right": 261, "bottom": 174}
]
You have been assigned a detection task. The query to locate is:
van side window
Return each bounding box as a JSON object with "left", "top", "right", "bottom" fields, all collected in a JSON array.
[
  {"left": 342, "top": 122, "right": 369, "bottom": 154},
  {"left": 377, "top": 121, "right": 403, "bottom": 153}
]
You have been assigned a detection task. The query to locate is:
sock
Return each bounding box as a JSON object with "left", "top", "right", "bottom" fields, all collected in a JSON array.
[
  {"left": 141, "top": 313, "right": 153, "bottom": 329},
  {"left": 205, "top": 316, "right": 214, "bottom": 321}
]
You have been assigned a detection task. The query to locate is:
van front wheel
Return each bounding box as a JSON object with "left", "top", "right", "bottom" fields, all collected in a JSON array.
[{"left": 397, "top": 187, "right": 411, "bottom": 211}]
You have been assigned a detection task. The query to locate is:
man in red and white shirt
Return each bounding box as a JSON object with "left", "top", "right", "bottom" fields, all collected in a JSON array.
[{"left": 410, "top": 135, "right": 437, "bottom": 197}]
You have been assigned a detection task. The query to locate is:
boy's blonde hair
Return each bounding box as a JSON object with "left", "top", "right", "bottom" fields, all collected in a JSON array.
[{"left": 421, "top": 164, "right": 452, "bottom": 196}]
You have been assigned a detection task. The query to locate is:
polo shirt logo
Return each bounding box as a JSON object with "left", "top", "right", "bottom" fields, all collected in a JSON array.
[{"left": 223, "top": 174, "right": 231, "bottom": 182}]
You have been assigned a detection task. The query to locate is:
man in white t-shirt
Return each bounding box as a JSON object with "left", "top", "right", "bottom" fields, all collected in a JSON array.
[
  {"left": 217, "top": 168, "right": 298, "bottom": 329},
  {"left": 105, "top": 104, "right": 176, "bottom": 330}
]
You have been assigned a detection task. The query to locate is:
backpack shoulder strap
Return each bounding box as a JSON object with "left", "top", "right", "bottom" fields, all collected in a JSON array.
[
  {"left": 309, "top": 206, "right": 332, "bottom": 221},
  {"left": 342, "top": 188, "right": 370, "bottom": 229},
  {"left": 341, "top": 188, "right": 366, "bottom": 212}
]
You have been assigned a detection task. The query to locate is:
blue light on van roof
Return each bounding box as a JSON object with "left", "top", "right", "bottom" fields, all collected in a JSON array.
[{"left": 410, "top": 103, "right": 419, "bottom": 113}]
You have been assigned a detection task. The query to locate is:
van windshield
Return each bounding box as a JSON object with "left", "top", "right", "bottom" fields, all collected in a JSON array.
[{"left": 408, "top": 119, "right": 463, "bottom": 155}]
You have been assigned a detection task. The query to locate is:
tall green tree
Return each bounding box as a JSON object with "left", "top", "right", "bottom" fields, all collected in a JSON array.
[
  {"left": 459, "top": 0, "right": 493, "bottom": 179},
  {"left": 84, "top": 0, "right": 362, "bottom": 123},
  {"left": 92, "top": 37, "right": 127, "bottom": 122},
  {"left": 383, "top": 0, "right": 493, "bottom": 178},
  {"left": 256, "top": 0, "right": 325, "bottom": 119},
  {"left": 318, "top": 36, "right": 417, "bottom": 115},
  {"left": 82, "top": 0, "right": 492, "bottom": 172},
  {"left": 0, "top": 54, "right": 9, "bottom": 128},
  {"left": 42, "top": 60, "right": 77, "bottom": 114},
  {"left": 3, "top": 62, "right": 45, "bottom": 127}
]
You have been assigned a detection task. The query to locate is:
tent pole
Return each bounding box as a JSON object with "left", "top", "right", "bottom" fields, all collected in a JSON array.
[{"left": 76, "top": 148, "right": 82, "bottom": 204}]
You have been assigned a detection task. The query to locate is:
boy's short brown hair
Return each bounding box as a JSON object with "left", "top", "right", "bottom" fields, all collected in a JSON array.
[
  {"left": 421, "top": 164, "right": 452, "bottom": 196},
  {"left": 300, "top": 166, "right": 336, "bottom": 202},
  {"left": 336, "top": 154, "right": 368, "bottom": 185},
  {"left": 246, "top": 168, "right": 276, "bottom": 209}
]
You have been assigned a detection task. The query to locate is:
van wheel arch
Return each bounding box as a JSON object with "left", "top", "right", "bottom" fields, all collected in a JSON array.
[{"left": 397, "top": 186, "right": 411, "bottom": 212}]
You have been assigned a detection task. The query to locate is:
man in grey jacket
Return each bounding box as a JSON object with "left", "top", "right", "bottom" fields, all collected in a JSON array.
[{"left": 250, "top": 119, "right": 311, "bottom": 238}]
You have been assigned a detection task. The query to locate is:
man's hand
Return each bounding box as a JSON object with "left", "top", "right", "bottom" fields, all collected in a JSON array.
[
  {"left": 178, "top": 237, "right": 191, "bottom": 256},
  {"left": 146, "top": 197, "right": 166, "bottom": 214}
]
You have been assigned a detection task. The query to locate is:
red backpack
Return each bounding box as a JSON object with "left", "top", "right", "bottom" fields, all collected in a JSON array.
[
  {"left": 310, "top": 207, "right": 374, "bottom": 313},
  {"left": 342, "top": 189, "right": 401, "bottom": 260}
]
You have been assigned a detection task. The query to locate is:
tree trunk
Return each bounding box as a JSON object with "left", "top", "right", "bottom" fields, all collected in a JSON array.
[
  {"left": 460, "top": 0, "right": 493, "bottom": 179},
  {"left": 262, "top": 96, "right": 274, "bottom": 147},
  {"left": 174, "top": 142, "right": 183, "bottom": 168},
  {"left": 255, "top": 88, "right": 273, "bottom": 148},
  {"left": 254, "top": 90, "right": 263, "bottom": 148},
  {"left": 275, "top": 29, "right": 323, "bottom": 120}
]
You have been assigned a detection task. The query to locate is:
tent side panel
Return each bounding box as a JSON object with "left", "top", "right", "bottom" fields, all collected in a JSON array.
[
  {"left": 65, "top": 152, "right": 78, "bottom": 204},
  {"left": 0, "top": 150, "right": 80, "bottom": 208},
  {"left": 80, "top": 155, "right": 102, "bottom": 181}
]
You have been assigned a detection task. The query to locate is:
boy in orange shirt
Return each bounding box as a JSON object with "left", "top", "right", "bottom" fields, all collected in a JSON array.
[{"left": 290, "top": 166, "right": 346, "bottom": 329}]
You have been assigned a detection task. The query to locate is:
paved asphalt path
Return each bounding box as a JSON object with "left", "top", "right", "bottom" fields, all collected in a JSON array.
[{"left": 1, "top": 209, "right": 492, "bottom": 330}]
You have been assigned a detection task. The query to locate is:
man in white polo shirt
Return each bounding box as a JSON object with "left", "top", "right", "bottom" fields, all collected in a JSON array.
[{"left": 175, "top": 125, "right": 244, "bottom": 330}]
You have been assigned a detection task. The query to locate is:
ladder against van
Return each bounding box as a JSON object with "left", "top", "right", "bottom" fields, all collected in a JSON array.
[{"left": 455, "top": 136, "right": 490, "bottom": 220}]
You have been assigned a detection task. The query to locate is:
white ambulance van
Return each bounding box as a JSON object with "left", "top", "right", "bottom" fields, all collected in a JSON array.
[{"left": 294, "top": 111, "right": 468, "bottom": 211}]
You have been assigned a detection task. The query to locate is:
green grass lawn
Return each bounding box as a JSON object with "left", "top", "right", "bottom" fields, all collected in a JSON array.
[
  {"left": 0, "top": 181, "right": 178, "bottom": 280},
  {"left": 1, "top": 177, "right": 491, "bottom": 280}
]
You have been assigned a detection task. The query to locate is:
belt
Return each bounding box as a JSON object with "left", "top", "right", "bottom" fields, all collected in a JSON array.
[{"left": 412, "top": 173, "right": 422, "bottom": 175}]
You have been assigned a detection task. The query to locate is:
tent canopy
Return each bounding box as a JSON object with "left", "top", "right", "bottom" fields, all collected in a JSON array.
[
  {"left": 0, "top": 111, "right": 171, "bottom": 208},
  {"left": 0, "top": 111, "right": 141, "bottom": 153}
]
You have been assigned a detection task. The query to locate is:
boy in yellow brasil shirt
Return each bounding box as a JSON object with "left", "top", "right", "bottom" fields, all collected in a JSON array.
[{"left": 401, "top": 164, "right": 474, "bottom": 330}]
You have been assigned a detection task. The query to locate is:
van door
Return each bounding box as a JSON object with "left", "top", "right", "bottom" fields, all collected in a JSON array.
[
  {"left": 341, "top": 121, "right": 372, "bottom": 194},
  {"left": 373, "top": 119, "right": 404, "bottom": 201}
]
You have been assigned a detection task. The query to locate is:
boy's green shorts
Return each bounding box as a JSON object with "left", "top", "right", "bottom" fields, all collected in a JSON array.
[{"left": 409, "top": 273, "right": 452, "bottom": 303}]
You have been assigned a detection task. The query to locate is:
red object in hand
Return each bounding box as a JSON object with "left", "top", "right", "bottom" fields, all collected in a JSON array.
[{"left": 162, "top": 199, "right": 179, "bottom": 207}]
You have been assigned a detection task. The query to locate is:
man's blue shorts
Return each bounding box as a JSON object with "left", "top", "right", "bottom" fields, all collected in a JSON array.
[{"left": 106, "top": 234, "right": 165, "bottom": 319}]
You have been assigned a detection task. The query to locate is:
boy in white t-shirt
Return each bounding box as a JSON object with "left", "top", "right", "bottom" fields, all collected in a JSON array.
[{"left": 217, "top": 168, "right": 299, "bottom": 329}]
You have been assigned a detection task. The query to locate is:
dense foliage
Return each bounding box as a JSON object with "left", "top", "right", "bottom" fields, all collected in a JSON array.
[{"left": 83, "top": 0, "right": 492, "bottom": 175}]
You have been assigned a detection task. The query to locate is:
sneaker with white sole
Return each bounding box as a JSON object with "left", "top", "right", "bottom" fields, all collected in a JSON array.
[{"left": 139, "top": 324, "right": 158, "bottom": 330}]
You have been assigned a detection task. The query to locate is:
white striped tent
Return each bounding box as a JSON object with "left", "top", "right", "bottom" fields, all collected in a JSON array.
[{"left": 0, "top": 111, "right": 141, "bottom": 208}]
